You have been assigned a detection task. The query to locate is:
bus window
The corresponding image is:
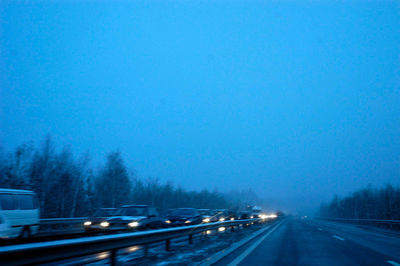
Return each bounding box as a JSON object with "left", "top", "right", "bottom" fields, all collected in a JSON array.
[
  {"left": 0, "top": 194, "right": 17, "bottom": 210},
  {"left": 33, "top": 195, "right": 39, "bottom": 209},
  {"left": 17, "top": 194, "right": 35, "bottom": 210}
]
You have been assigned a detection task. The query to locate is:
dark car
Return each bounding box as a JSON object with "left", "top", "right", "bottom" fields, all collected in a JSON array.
[
  {"left": 165, "top": 208, "right": 202, "bottom": 226},
  {"left": 198, "top": 209, "right": 213, "bottom": 223},
  {"left": 237, "top": 211, "right": 252, "bottom": 220},
  {"left": 83, "top": 208, "right": 117, "bottom": 231},
  {"left": 99, "top": 205, "right": 166, "bottom": 231},
  {"left": 211, "top": 209, "right": 236, "bottom": 222}
]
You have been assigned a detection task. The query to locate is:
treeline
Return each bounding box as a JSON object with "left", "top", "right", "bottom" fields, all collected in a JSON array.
[
  {"left": 0, "top": 137, "right": 253, "bottom": 218},
  {"left": 319, "top": 185, "right": 400, "bottom": 220}
]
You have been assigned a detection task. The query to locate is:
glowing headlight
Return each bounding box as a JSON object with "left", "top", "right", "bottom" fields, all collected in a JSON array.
[
  {"left": 128, "top": 221, "right": 139, "bottom": 227},
  {"left": 260, "top": 214, "right": 268, "bottom": 219},
  {"left": 203, "top": 218, "right": 210, "bottom": 223},
  {"left": 100, "top": 221, "right": 110, "bottom": 227},
  {"left": 165, "top": 220, "right": 171, "bottom": 224},
  {"left": 250, "top": 216, "right": 254, "bottom": 219},
  {"left": 83, "top": 221, "right": 92, "bottom": 226},
  {"left": 219, "top": 218, "right": 225, "bottom": 222},
  {"left": 185, "top": 220, "right": 191, "bottom": 224},
  {"left": 230, "top": 217, "right": 235, "bottom": 221}
]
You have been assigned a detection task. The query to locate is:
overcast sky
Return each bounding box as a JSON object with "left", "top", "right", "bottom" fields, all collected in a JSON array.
[{"left": 1, "top": 1, "right": 399, "bottom": 214}]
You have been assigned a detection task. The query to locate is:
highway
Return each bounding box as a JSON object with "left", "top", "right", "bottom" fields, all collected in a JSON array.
[
  {"left": 2, "top": 217, "right": 400, "bottom": 265},
  {"left": 212, "top": 218, "right": 400, "bottom": 266}
]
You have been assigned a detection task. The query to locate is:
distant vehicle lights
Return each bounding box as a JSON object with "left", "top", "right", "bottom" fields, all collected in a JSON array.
[
  {"left": 202, "top": 218, "right": 210, "bottom": 223},
  {"left": 260, "top": 213, "right": 278, "bottom": 220}
]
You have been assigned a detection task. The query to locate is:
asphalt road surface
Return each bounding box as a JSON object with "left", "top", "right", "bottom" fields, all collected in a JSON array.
[{"left": 214, "top": 218, "right": 400, "bottom": 266}]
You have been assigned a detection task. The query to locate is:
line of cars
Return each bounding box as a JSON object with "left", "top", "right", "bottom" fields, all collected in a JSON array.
[
  {"left": 0, "top": 188, "right": 279, "bottom": 239},
  {"left": 83, "top": 205, "right": 277, "bottom": 232}
]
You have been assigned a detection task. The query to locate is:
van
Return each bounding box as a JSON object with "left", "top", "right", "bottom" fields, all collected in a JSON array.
[{"left": 0, "top": 188, "right": 40, "bottom": 238}]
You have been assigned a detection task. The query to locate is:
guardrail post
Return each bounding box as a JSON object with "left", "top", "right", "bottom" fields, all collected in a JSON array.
[
  {"left": 188, "top": 234, "right": 193, "bottom": 244},
  {"left": 166, "top": 239, "right": 171, "bottom": 251},
  {"left": 230, "top": 225, "right": 235, "bottom": 232},
  {"left": 143, "top": 244, "right": 149, "bottom": 257},
  {"left": 110, "top": 249, "right": 117, "bottom": 266}
]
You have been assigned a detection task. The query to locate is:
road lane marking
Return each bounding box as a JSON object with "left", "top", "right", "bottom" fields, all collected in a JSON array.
[
  {"left": 332, "top": 235, "right": 345, "bottom": 241},
  {"left": 317, "top": 228, "right": 323, "bottom": 231},
  {"left": 197, "top": 222, "right": 277, "bottom": 266},
  {"left": 387, "top": 260, "right": 400, "bottom": 266},
  {"left": 227, "top": 221, "right": 283, "bottom": 266}
]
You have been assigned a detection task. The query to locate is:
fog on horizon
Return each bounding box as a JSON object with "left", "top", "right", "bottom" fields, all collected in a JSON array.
[{"left": 1, "top": 1, "right": 399, "bottom": 215}]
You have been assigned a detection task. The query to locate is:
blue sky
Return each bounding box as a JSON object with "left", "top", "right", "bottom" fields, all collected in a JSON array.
[{"left": 1, "top": 1, "right": 399, "bottom": 213}]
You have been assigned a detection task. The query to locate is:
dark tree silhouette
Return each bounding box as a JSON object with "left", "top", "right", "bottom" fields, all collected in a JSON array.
[{"left": 0, "top": 137, "right": 257, "bottom": 218}]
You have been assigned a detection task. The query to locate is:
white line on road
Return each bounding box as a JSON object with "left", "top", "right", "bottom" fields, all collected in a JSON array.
[
  {"left": 387, "top": 260, "right": 400, "bottom": 266},
  {"left": 317, "top": 228, "right": 323, "bottom": 231},
  {"left": 227, "top": 221, "right": 283, "bottom": 266},
  {"left": 332, "top": 235, "right": 345, "bottom": 241},
  {"left": 197, "top": 223, "right": 275, "bottom": 266}
]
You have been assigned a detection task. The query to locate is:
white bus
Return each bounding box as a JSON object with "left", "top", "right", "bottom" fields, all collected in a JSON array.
[{"left": 0, "top": 188, "right": 40, "bottom": 238}]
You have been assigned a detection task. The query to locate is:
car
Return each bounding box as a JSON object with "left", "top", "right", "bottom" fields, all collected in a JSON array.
[
  {"left": 83, "top": 208, "right": 117, "bottom": 231},
  {"left": 246, "top": 205, "right": 262, "bottom": 218},
  {"left": 211, "top": 209, "right": 236, "bottom": 222},
  {"left": 237, "top": 211, "right": 252, "bottom": 220},
  {"left": 198, "top": 209, "right": 213, "bottom": 223},
  {"left": 165, "top": 208, "right": 202, "bottom": 226},
  {"left": 100, "top": 205, "right": 166, "bottom": 231}
]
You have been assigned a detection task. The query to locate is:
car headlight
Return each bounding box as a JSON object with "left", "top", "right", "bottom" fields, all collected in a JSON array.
[
  {"left": 219, "top": 218, "right": 225, "bottom": 222},
  {"left": 230, "top": 217, "right": 235, "bottom": 221},
  {"left": 84, "top": 221, "right": 92, "bottom": 226},
  {"left": 250, "top": 216, "right": 254, "bottom": 219},
  {"left": 128, "top": 221, "right": 139, "bottom": 228},
  {"left": 100, "top": 221, "right": 110, "bottom": 227},
  {"left": 185, "top": 220, "right": 191, "bottom": 224},
  {"left": 203, "top": 218, "right": 210, "bottom": 223},
  {"left": 260, "top": 214, "right": 267, "bottom": 219},
  {"left": 165, "top": 220, "right": 171, "bottom": 224}
]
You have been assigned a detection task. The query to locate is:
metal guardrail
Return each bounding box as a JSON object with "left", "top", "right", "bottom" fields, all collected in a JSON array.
[
  {"left": 40, "top": 218, "right": 86, "bottom": 224},
  {"left": 0, "top": 218, "right": 267, "bottom": 265},
  {"left": 39, "top": 218, "right": 86, "bottom": 235},
  {"left": 320, "top": 217, "right": 400, "bottom": 228}
]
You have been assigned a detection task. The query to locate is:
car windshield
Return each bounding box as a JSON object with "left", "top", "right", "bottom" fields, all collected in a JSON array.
[
  {"left": 199, "top": 210, "right": 210, "bottom": 215},
  {"left": 117, "top": 207, "right": 147, "bottom": 216},
  {"left": 172, "top": 209, "right": 197, "bottom": 216},
  {"left": 93, "top": 209, "right": 115, "bottom": 217}
]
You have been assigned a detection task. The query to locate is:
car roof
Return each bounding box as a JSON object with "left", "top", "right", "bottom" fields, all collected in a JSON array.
[{"left": 0, "top": 188, "right": 35, "bottom": 194}]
